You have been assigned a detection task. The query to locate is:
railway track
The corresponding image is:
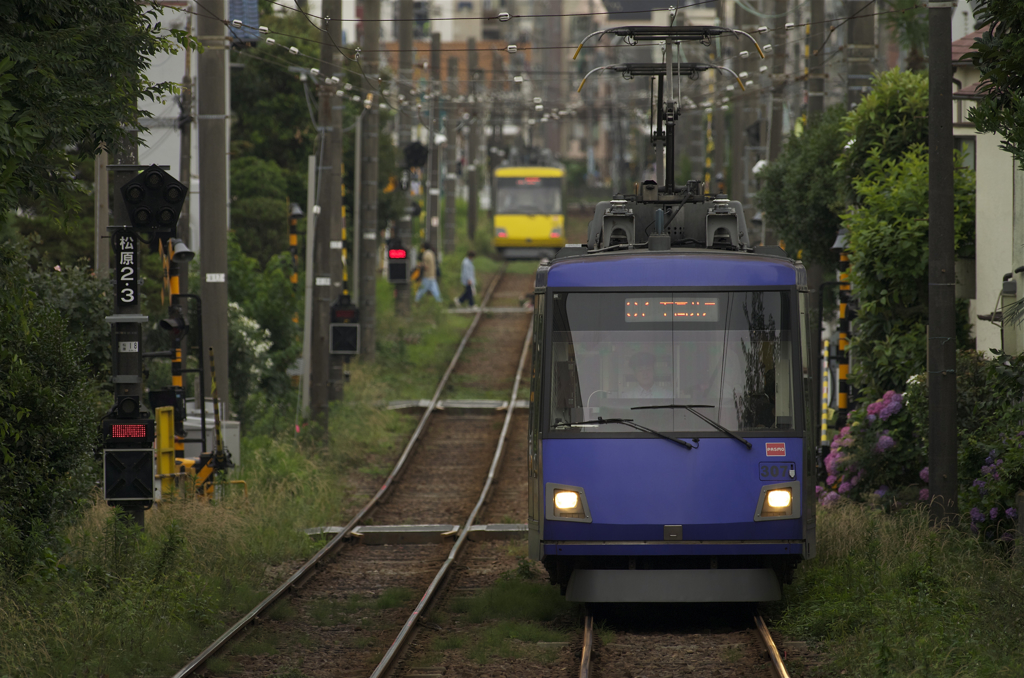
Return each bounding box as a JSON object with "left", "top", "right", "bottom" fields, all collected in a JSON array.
[
  {"left": 578, "top": 608, "right": 791, "bottom": 678},
  {"left": 173, "top": 268, "right": 536, "bottom": 677}
]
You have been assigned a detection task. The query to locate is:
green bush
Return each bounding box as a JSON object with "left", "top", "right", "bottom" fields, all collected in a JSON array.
[
  {"left": 756, "top": 105, "right": 847, "bottom": 274},
  {"left": 844, "top": 144, "right": 975, "bottom": 397},
  {"left": 0, "top": 241, "right": 102, "bottom": 573}
]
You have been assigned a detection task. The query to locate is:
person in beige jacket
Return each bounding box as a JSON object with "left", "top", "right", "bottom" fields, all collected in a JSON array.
[{"left": 415, "top": 243, "right": 442, "bottom": 302}]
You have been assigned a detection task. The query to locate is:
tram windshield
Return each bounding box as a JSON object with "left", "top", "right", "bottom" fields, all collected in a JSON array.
[
  {"left": 546, "top": 291, "right": 797, "bottom": 435},
  {"left": 495, "top": 177, "right": 562, "bottom": 215}
]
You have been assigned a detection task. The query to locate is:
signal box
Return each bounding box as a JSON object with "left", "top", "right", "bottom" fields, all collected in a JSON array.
[
  {"left": 102, "top": 417, "right": 155, "bottom": 503},
  {"left": 329, "top": 297, "right": 360, "bottom": 355}
]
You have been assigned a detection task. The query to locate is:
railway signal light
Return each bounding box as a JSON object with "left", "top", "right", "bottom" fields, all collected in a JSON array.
[
  {"left": 329, "top": 296, "right": 360, "bottom": 355},
  {"left": 102, "top": 416, "right": 155, "bottom": 503},
  {"left": 403, "top": 141, "right": 429, "bottom": 168},
  {"left": 387, "top": 243, "right": 409, "bottom": 283},
  {"left": 120, "top": 165, "right": 188, "bottom": 233}
]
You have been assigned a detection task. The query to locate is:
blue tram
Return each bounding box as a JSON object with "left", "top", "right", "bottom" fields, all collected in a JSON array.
[{"left": 526, "top": 195, "right": 816, "bottom": 603}]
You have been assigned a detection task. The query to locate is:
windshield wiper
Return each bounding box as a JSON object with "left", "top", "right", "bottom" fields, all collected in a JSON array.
[
  {"left": 553, "top": 417, "right": 693, "bottom": 450},
  {"left": 631, "top": 404, "right": 752, "bottom": 449}
]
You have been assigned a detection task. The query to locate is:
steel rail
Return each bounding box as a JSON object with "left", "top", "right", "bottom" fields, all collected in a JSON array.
[
  {"left": 753, "top": 613, "right": 790, "bottom": 678},
  {"left": 172, "top": 270, "right": 505, "bottom": 678},
  {"left": 369, "top": 318, "right": 534, "bottom": 678},
  {"left": 579, "top": 613, "right": 594, "bottom": 678}
]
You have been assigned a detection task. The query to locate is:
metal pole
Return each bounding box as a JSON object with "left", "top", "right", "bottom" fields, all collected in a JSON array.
[
  {"left": 807, "top": 0, "right": 825, "bottom": 120},
  {"left": 928, "top": 0, "right": 957, "bottom": 522},
  {"left": 467, "top": 37, "right": 480, "bottom": 243},
  {"left": 93, "top": 149, "right": 109, "bottom": 278},
  {"left": 325, "top": 0, "right": 345, "bottom": 404},
  {"left": 353, "top": 114, "right": 362, "bottom": 304},
  {"left": 358, "top": 0, "right": 380, "bottom": 364},
  {"left": 301, "top": 154, "right": 316, "bottom": 417},
  {"left": 197, "top": 0, "right": 231, "bottom": 416},
  {"left": 846, "top": 1, "right": 875, "bottom": 108},
  {"left": 428, "top": 33, "right": 441, "bottom": 248},
  {"left": 443, "top": 57, "right": 457, "bottom": 255},
  {"left": 395, "top": 0, "right": 414, "bottom": 316}
]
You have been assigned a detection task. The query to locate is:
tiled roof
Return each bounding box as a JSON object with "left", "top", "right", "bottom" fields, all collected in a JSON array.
[{"left": 952, "top": 27, "right": 988, "bottom": 63}]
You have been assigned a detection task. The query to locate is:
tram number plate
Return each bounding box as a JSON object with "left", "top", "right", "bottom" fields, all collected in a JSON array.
[{"left": 759, "top": 462, "right": 795, "bottom": 481}]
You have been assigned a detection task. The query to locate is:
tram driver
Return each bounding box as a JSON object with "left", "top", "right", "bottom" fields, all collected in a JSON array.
[{"left": 622, "top": 352, "right": 671, "bottom": 399}]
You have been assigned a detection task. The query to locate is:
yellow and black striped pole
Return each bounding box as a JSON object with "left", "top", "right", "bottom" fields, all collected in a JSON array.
[
  {"left": 289, "top": 203, "right": 301, "bottom": 325},
  {"left": 820, "top": 339, "right": 831, "bottom": 450},
  {"left": 837, "top": 251, "right": 851, "bottom": 426}
]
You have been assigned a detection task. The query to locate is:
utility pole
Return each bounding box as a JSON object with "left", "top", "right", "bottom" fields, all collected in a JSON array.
[
  {"left": 395, "top": 0, "right": 414, "bottom": 316},
  {"left": 427, "top": 33, "right": 441, "bottom": 248},
  {"left": 177, "top": 69, "right": 193, "bottom": 376},
  {"left": 94, "top": 149, "right": 109, "bottom": 278},
  {"left": 326, "top": 0, "right": 345, "bottom": 404},
  {"left": 767, "top": 0, "right": 788, "bottom": 166},
  {"left": 467, "top": 37, "right": 480, "bottom": 243},
  {"left": 846, "top": 1, "right": 875, "bottom": 108},
  {"left": 928, "top": 1, "right": 957, "bottom": 521},
  {"left": 197, "top": 0, "right": 230, "bottom": 417},
  {"left": 807, "top": 0, "right": 825, "bottom": 120},
  {"left": 443, "top": 56, "right": 458, "bottom": 255},
  {"left": 359, "top": 0, "right": 380, "bottom": 364}
]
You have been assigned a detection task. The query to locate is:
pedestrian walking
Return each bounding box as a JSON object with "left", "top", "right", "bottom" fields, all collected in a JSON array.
[
  {"left": 415, "top": 243, "right": 442, "bottom": 303},
  {"left": 455, "top": 250, "right": 477, "bottom": 309}
]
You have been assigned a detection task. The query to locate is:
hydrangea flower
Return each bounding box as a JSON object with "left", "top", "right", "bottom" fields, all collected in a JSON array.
[
  {"left": 873, "top": 433, "right": 895, "bottom": 453},
  {"left": 874, "top": 486, "right": 889, "bottom": 497},
  {"left": 991, "top": 507, "right": 1000, "bottom": 521},
  {"left": 919, "top": 466, "right": 929, "bottom": 483},
  {"left": 815, "top": 485, "right": 824, "bottom": 496},
  {"left": 838, "top": 481, "right": 852, "bottom": 495},
  {"left": 919, "top": 488, "right": 929, "bottom": 502},
  {"left": 821, "top": 491, "right": 840, "bottom": 507},
  {"left": 1007, "top": 507, "right": 1017, "bottom": 519},
  {"left": 970, "top": 507, "right": 985, "bottom": 522}
]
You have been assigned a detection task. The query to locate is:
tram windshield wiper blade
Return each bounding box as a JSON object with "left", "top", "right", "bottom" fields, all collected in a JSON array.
[
  {"left": 631, "top": 404, "right": 752, "bottom": 449},
  {"left": 555, "top": 417, "right": 692, "bottom": 450}
]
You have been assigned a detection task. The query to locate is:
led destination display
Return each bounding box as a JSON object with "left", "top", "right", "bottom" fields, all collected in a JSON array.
[{"left": 624, "top": 297, "right": 720, "bottom": 322}]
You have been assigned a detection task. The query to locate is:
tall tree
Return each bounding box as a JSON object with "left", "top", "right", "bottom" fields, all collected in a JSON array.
[
  {"left": 967, "top": 1, "right": 1024, "bottom": 169},
  {"left": 0, "top": 1, "right": 195, "bottom": 217}
]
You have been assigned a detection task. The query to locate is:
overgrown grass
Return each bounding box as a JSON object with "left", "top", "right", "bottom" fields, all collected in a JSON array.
[
  {"left": 0, "top": 202, "right": 505, "bottom": 677},
  {"left": 776, "top": 503, "right": 1024, "bottom": 677},
  {"left": 436, "top": 556, "right": 576, "bottom": 665}
]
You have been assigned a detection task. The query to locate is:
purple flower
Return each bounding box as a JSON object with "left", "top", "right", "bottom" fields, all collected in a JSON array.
[
  {"left": 919, "top": 466, "right": 929, "bottom": 483},
  {"left": 973, "top": 479, "right": 986, "bottom": 489},
  {"left": 826, "top": 474, "right": 837, "bottom": 486},
  {"left": 874, "top": 486, "right": 889, "bottom": 497},
  {"left": 919, "top": 488, "right": 930, "bottom": 502},
  {"left": 971, "top": 507, "right": 985, "bottom": 522},
  {"left": 874, "top": 434, "right": 895, "bottom": 453},
  {"left": 815, "top": 485, "right": 824, "bottom": 496},
  {"left": 991, "top": 507, "right": 1000, "bottom": 521},
  {"left": 1007, "top": 507, "right": 1017, "bottom": 519},
  {"left": 867, "top": 414, "right": 877, "bottom": 423},
  {"left": 821, "top": 491, "right": 840, "bottom": 507},
  {"left": 985, "top": 454, "right": 995, "bottom": 465},
  {"left": 838, "top": 481, "right": 852, "bottom": 495}
]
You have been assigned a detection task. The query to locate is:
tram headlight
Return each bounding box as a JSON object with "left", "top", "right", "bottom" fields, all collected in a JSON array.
[
  {"left": 554, "top": 490, "right": 579, "bottom": 510},
  {"left": 754, "top": 482, "right": 800, "bottom": 521},
  {"left": 766, "top": 489, "right": 792, "bottom": 509}
]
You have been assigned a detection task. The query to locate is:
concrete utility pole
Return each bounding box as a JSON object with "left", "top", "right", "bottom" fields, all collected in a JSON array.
[
  {"left": 395, "top": 0, "right": 414, "bottom": 316},
  {"left": 846, "top": 1, "right": 875, "bottom": 108},
  {"left": 768, "top": 0, "right": 788, "bottom": 165},
  {"left": 359, "top": 0, "right": 380, "bottom": 364},
  {"left": 93, "top": 149, "right": 109, "bottom": 278},
  {"left": 466, "top": 37, "right": 480, "bottom": 243},
  {"left": 197, "top": 0, "right": 230, "bottom": 417},
  {"left": 443, "top": 56, "right": 458, "bottom": 255},
  {"left": 325, "top": 0, "right": 346, "bottom": 403},
  {"left": 427, "top": 33, "right": 441, "bottom": 248},
  {"left": 927, "top": 1, "right": 957, "bottom": 522},
  {"left": 807, "top": 0, "right": 825, "bottom": 120}
]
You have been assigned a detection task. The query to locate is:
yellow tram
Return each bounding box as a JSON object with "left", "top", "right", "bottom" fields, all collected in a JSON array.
[{"left": 492, "top": 166, "right": 565, "bottom": 258}]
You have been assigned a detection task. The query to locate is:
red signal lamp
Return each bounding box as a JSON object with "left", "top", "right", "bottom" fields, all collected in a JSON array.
[{"left": 388, "top": 248, "right": 408, "bottom": 259}]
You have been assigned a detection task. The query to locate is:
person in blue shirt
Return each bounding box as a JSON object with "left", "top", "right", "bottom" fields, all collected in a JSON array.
[{"left": 454, "top": 250, "right": 477, "bottom": 309}]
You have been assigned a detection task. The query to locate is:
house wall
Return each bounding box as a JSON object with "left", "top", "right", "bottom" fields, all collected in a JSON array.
[{"left": 972, "top": 133, "right": 1015, "bottom": 353}]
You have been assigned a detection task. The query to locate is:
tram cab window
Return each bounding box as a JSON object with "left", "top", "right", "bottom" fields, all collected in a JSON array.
[
  {"left": 494, "top": 177, "right": 562, "bottom": 215},
  {"left": 547, "top": 291, "right": 796, "bottom": 434}
]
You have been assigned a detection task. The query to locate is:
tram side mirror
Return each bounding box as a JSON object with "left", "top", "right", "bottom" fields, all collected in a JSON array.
[{"left": 705, "top": 198, "right": 740, "bottom": 249}]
